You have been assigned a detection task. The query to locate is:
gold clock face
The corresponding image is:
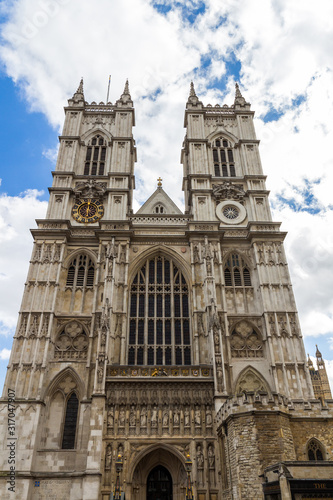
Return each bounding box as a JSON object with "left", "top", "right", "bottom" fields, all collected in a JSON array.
[{"left": 72, "top": 198, "right": 104, "bottom": 223}]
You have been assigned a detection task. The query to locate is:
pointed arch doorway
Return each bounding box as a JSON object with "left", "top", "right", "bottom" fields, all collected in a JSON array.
[{"left": 147, "top": 465, "right": 173, "bottom": 500}]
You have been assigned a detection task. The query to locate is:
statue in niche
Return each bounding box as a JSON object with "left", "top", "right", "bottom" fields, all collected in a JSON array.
[
  {"left": 184, "top": 407, "right": 190, "bottom": 427},
  {"left": 129, "top": 406, "right": 136, "bottom": 427},
  {"left": 206, "top": 407, "right": 212, "bottom": 426},
  {"left": 105, "top": 444, "right": 112, "bottom": 469},
  {"left": 214, "top": 331, "right": 220, "bottom": 353},
  {"left": 195, "top": 407, "right": 201, "bottom": 426},
  {"left": 118, "top": 443, "right": 124, "bottom": 456},
  {"left": 193, "top": 245, "right": 200, "bottom": 264},
  {"left": 107, "top": 407, "right": 114, "bottom": 428},
  {"left": 119, "top": 408, "right": 126, "bottom": 427},
  {"left": 209, "top": 298, "right": 220, "bottom": 332},
  {"left": 208, "top": 444, "right": 215, "bottom": 468},
  {"left": 173, "top": 406, "right": 180, "bottom": 426},
  {"left": 151, "top": 406, "right": 158, "bottom": 427},
  {"left": 196, "top": 444, "right": 204, "bottom": 469},
  {"left": 162, "top": 409, "right": 169, "bottom": 427},
  {"left": 140, "top": 406, "right": 147, "bottom": 427}
]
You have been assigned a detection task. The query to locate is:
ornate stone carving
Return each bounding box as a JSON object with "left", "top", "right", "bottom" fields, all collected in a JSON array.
[
  {"left": 74, "top": 179, "right": 106, "bottom": 201},
  {"left": 54, "top": 320, "right": 88, "bottom": 360},
  {"left": 230, "top": 321, "right": 263, "bottom": 358},
  {"left": 212, "top": 181, "right": 246, "bottom": 202}
]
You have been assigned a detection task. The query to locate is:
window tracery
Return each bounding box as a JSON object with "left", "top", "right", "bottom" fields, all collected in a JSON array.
[
  {"left": 212, "top": 137, "right": 236, "bottom": 177},
  {"left": 128, "top": 255, "right": 191, "bottom": 366},
  {"left": 84, "top": 135, "right": 107, "bottom": 176},
  {"left": 54, "top": 321, "right": 89, "bottom": 360},
  {"left": 230, "top": 321, "right": 263, "bottom": 358},
  {"left": 308, "top": 439, "right": 324, "bottom": 461},
  {"left": 224, "top": 253, "right": 251, "bottom": 287},
  {"left": 66, "top": 254, "right": 95, "bottom": 288}
]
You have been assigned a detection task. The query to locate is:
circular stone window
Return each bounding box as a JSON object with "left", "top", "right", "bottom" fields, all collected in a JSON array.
[{"left": 216, "top": 201, "right": 247, "bottom": 224}]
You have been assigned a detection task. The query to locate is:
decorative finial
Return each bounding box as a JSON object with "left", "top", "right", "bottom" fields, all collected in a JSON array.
[
  {"left": 234, "top": 82, "right": 248, "bottom": 106},
  {"left": 75, "top": 77, "right": 84, "bottom": 95},
  {"left": 235, "top": 82, "right": 242, "bottom": 98},
  {"left": 316, "top": 344, "right": 322, "bottom": 357},
  {"left": 157, "top": 177, "right": 162, "bottom": 187},
  {"left": 189, "top": 81, "right": 197, "bottom": 97},
  {"left": 123, "top": 79, "right": 130, "bottom": 96}
]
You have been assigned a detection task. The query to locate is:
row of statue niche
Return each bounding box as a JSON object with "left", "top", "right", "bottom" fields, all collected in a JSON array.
[
  {"left": 196, "top": 443, "right": 215, "bottom": 469},
  {"left": 107, "top": 405, "right": 213, "bottom": 428},
  {"left": 105, "top": 443, "right": 124, "bottom": 469}
]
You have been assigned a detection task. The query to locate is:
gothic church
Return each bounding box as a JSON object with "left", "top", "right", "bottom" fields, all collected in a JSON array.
[{"left": 1, "top": 80, "right": 333, "bottom": 500}]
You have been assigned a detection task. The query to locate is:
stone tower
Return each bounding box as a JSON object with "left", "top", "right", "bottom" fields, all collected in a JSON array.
[
  {"left": 0, "top": 80, "right": 333, "bottom": 500},
  {"left": 309, "top": 346, "right": 332, "bottom": 401}
]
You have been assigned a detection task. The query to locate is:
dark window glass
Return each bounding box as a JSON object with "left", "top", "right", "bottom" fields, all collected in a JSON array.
[
  {"left": 156, "top": 347, "right": 163, "bottom": 365},
  {"left": 243, "top": 268, "right": 251, "bottom": 286},
  {"left": 165, "top": 320, "right": 171, "bottom": 344},
  {"left": 61, "top": 393, "right": 79, "bottom": 449},
  {"left": 230, "top": 165, "right": 236, "bottom": 176},
  {"left": 223, "top": 140, "right": 228, "bottom": 147},
  {"left": 149, "top": 260, "right": 155, "bottom": 283},
  {"left": 165, "top": 295, "right": 171, "bottom": 317},
  {"left": 138, "top": 320, "right": 144, "bottom": 344},
  {"left": 174, "top": 295, "right": 180, "bottom": 317},
  {"left": 93, "top": 148, "right": 99, "bottom": 161},
  {"left": 213, "top": 149, "right": 219, "bottom": 162},
  {"left": 139, "top": 295, "right": 145, "bottom": 317},
  {"left": 92, "top": 138, "right": 97, "bottom": 146},
  {"left": 183, "top": 320, "right": 190, "bottom": 344},
  {"left": 175, "top": 320, "right": 181, "bottom": 344},
  {"left": 148, "top": 295, "right": 154, "bottom": 317},
  {"left": 101, "top": 147, "right": 106, "bottom": 161},
  {"left": 86, "top": 266, "right": 94, "bottom": 287},
  {"left": 228, "top": 149, "right": 234, "bottom": 162},
  {"left": 157, "top": 295, "right": 162, "bottom": 316},
  {"left": 66, "top": 265, "right": 75, "bottom": 286},
  {"left": 156, "top": 320, "right": 163, "bottom": 344},
  {"left": 148, "top": 348, "right": 154, "bottom": 365},
  {"left": 224, "top": 268, "right": 232, "bottom": 286},
  {"left": 184, "top": 347, "right": 191, "bottom": 365},
  {"left": 157, "top": 259, "right": 162, "bottom": 283},
  {"left": 98, "top": 163, "right": 105, "bottom": 175},
  {"left": 91, "top": 163, "right": 97, "bottom": 175},
  {"left": 215, "top": 139, "right": 220, "bottom": 147},
  {"left": 84, "top": 163, "right": 90, "bottom": 175},
  {"left": 129, "top": 320, "right": 136, "bottom": 344},
  {"left": 165, "top": 347, "right": 171, "bottom": 365},
  {"left": 86, "top": 147, "right": 92, "bottom": 161},
  {"left": 220, "top": 149, "right": 226, "bottom": 162},
  {"left": 164, "top": 261, "right": 170, "bottom": 283},
  {"left": 214, "top": 165, "right": 220, "bottom": 176},
  {"left": 148, "top": 320, "right": 154, "bottom": 344},
  {"left": 222, "top": 165, "right": 228, "bottom": 176},
  {"left": 128, "top": 347, "right": 135, "bottom": 365},
  {"left": 137, "top": 347, "right": 143, "bottom": 365},
  {"left": 76, "top": 267, "right": 85, "bottom": 287},
  {"left": 182, "top": 295, "right": 189, "bottom": 317},
  {"left": 234, "top": 268, "right": 242, "bottom": 286},
  {"left": 130, "top": 295, "right": 137, "bottom": 316},
  {"left": 99, "top": 138, "right": 104, "bottom": 146},
  {"left": 175, "top": 347, "right": 182, "bottom": 365}
]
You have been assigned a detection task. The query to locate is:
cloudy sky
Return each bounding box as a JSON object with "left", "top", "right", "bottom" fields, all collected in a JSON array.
[{"left": 0, "top": 0, "right": 333, "bottom": 391}]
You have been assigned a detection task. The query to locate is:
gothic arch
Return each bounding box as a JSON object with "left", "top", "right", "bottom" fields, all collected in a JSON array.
[
  {"left": 222, "top": 249, "right": 252, "bottom": 269},
  {"left": 128, "top": 245, "right": 192, "bottom": 287},
  {"left": 206, "top": 128, "right": 239, "bottom": 146},
  {"left": 127, "top": 442, "right": 186, "bottom": 483},
  {"left": 80, "top": 127, "right": 112, "bottom": 144},
  {"left": 306, "top": 437, "right": 326, "bottom": 460},
  {"left": 42, "top": 366, "right": 84, "bottom": 402},
  {"left": 62, "top": 248, "right": 97, "bottom": 270},
  {"left": 234, "top": 366, "right": 271, "bottom": 395}
]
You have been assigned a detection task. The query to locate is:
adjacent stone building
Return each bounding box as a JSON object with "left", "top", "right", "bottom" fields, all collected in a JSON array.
[{"left": 0, "top": 80, "right": 332, "bottom": 500}]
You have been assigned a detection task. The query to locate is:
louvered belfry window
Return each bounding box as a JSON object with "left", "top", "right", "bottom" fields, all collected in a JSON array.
[
  {"left": 224, "top": 253, "right": 251, "bottom": 287},
  {"left": 212, "top": 137, "right": 236, "bottom": 177},
  {"left": 128, "top": 256, "right": 191, "bottom": 366},
  {"left": 84, "top": 135, "right": 107, "bottom": 176},
  {"left": 66, "top": 255, "right": 95, "bottom": 288}
]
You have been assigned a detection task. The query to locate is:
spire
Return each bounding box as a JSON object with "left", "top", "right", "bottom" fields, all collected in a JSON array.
[
  {"left": 234, "top": 82, "right": 249, "bottom": 107},
  {"left": 117, "top": 79, "right": 133, "bottom": 106},
  {"left": 123, "top": 79, "right": 130, "bottom": 96},
  {"left": 316, "top": 344, "right": 322, "bottom": 359},
  {"left": 186, "top": 80, "right": 201, "bottom": 108},
  {"left": 308, "top": 354, "right": 314, "bottom": 368},
  {"left": 75, "top": 77, "right": 84, "bottom": 96},
  {"left": 189, "top": 81, "right": 197, "bottom": 98}
]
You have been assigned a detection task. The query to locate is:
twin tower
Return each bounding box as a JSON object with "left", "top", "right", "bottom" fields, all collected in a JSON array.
[{"left": 0, "top": 80, "right": 332, "bottom": 500}]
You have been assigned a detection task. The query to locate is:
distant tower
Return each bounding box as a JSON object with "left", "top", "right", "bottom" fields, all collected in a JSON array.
[{"left": 311, "top": 345, "right": 332, "bottom": 400}]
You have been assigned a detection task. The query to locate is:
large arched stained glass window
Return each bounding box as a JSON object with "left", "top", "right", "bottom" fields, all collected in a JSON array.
[{"left": 128, "top": 255, "right": 191, "bottom": 366}]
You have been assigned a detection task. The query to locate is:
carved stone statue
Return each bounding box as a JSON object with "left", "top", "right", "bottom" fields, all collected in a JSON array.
[
  {"left": 195, "top": 407, "right": 201, "bottom": 426},
  {"left": 173, "top": 406, "right": 180, "bottom": 426},
  {"left": 206, "top": 407, "right": 212, "bottom": 427},
  {"left": 196, "top": 444, "right": 204, "bottom": 468},
  {"left": 107, "top": 407, "right": 114, "bottom": 428},
  {"left": 129, "top": 406, "right": 136, "bottom": 427},
  {"left": 184, "top": 407, "right": 190, "bottom": 427},
  {"left": 105, "top": 444, "right": 112, "bottom": 468},
  {"left": 140, "top": 406, "right": 147, "bottom": 427},
  {"left": 208, "top": 444, "right": 215, "bottom": 468},
  {"left": 162, "top": 409, "right": 169, "bottom": 427},
  {"left": 151, "top": 406, "right": 158, "bottom": 427},
  {"left": 119, "top": 408, "right": 126, "bottom": 427}
]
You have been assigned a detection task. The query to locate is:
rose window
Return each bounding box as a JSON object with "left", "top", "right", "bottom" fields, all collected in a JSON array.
[{"left": 223, "top": 206, "right": 239, "bottom": 220}]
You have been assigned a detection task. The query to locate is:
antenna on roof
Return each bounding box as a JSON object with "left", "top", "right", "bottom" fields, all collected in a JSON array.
[{"left": 106, "top": 75, "right": 111, "bottom": 103}]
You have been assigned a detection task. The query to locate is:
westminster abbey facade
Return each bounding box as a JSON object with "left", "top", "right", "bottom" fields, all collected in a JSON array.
[{"left": 0, "top": 80, "right": 333, "bottom": 500}]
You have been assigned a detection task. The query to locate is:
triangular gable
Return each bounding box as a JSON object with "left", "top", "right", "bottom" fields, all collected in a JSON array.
[{"left": 136, "top": 188, "right": 183, "bottom": 215}]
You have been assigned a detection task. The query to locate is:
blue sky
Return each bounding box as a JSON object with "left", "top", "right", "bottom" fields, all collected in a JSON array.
[{"left": 0, "top": 0, "right": 333, "bottom": 391}]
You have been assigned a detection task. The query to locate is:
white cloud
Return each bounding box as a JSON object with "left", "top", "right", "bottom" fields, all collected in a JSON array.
[
  {"left": 0, "top": 348, "right": 11, "bottom": 360},
  {"left": 0, "top": 190, "right": 47, "bottom": 333}
]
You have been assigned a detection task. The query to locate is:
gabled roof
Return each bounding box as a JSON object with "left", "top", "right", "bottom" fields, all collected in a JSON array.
[{"left": 136, "top": 187, "right": 182, "bottom": 215}]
